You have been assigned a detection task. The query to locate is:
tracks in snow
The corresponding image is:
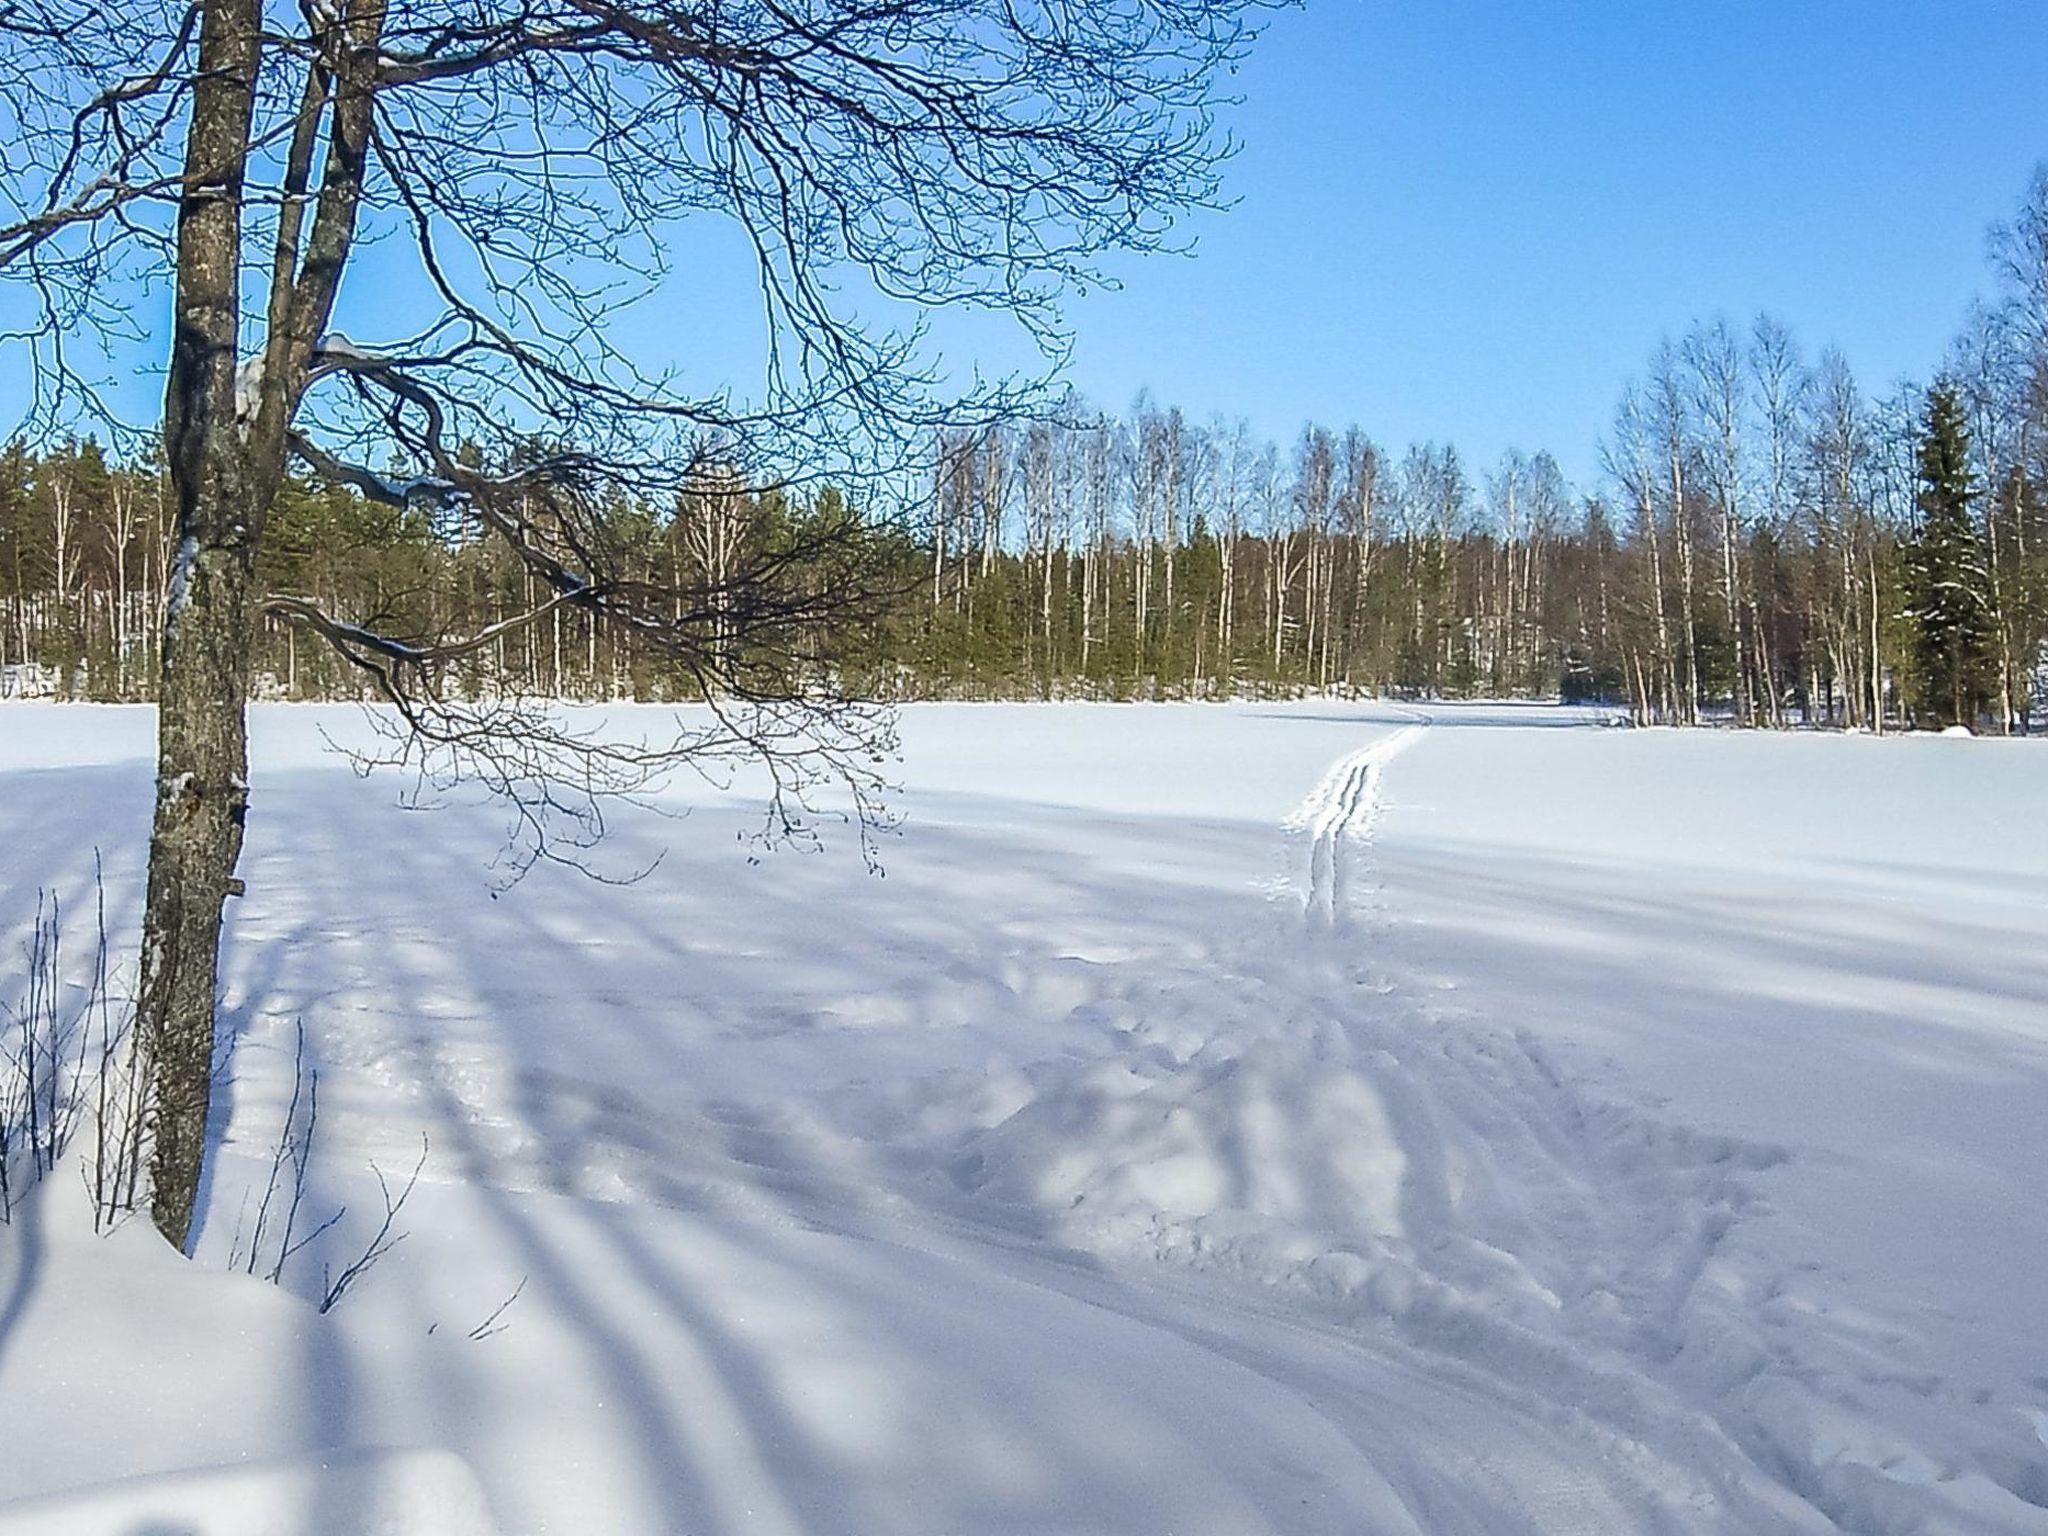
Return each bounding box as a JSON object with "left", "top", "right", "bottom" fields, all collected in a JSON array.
[{"left": 1288, "top": 722, "right": 1426, "bottom": 925}]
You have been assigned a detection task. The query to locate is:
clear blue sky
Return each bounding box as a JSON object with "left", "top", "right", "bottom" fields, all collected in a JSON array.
[
  {"left": 12, "top": 1, "right": 2045, "bottom": 491},
  {"left": 1004, "top": 0, "right": 2048, "bottom": 485}
]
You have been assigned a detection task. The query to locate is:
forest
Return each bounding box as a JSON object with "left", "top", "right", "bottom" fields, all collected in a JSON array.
[{"left": 5, "top": 177, "right": 2044, "bottom": 732}]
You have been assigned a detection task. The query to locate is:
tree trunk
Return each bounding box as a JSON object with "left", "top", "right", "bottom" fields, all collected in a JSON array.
[
  {"left": 1721, "top": 509, "right": 1748, "bottom": 724},
  {"left": 139, "top": 519, "right": 255, "bottom": 1247},
  {"left": 136, "top": 0, "right": 262, "bottom": 1249}
]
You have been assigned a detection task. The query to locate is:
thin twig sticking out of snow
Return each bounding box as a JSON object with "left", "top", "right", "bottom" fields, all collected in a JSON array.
[
  {"left": 465, "top": 1276, "right": 529, "bottom": 1341},
  {"left": 319, "top": 1135, "right": 429, "bottom": 1315}
]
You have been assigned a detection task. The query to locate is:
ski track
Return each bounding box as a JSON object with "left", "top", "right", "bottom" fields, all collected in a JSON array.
[{"left": 1291, "top": 719, "right": 1427, "bottom": 925}]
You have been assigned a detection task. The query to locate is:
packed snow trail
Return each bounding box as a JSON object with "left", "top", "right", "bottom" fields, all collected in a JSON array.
[
  {"left": 1289, "top": 718, "right": 1426, "bottom": 923},
  {"left": 2, "top": 702, "right": 2045, "bottom": 1535}
]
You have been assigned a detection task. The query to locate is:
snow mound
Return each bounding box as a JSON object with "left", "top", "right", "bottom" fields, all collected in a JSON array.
[
  {"left": 0, "top": 1449, "right": 500, "bottom": 1536},
  {"left": 947, "top": 971, "right": 1782, "bottom": 1355}
]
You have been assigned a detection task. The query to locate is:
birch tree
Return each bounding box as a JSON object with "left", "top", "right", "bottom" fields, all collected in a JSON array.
[{"left": 1684, "top": 318, "right": 1752, "bottom": 724}]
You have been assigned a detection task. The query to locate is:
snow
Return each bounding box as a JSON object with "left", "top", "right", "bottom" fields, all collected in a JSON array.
[
  {"left": 166, "top": 533, "right": 199, "bottom": 618},
  {"left": 315, "top": 332, "right": 381, "bottom": 367},
  {"left": 1, "top": 700, "right": 2044, "bottom": 1535},
  {"left": 233, "top": 352, "right": 266, "bottom": 433},
  {"left": 0, "top": 1446, "right": 500, "bottom": 1536}
]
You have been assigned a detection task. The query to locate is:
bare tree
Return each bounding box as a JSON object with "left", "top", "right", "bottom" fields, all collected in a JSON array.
[
  {"left": 1291, "top": 423, "right": 1336, "bottom": 685},
  {"left": 1648, "top": 341, "right": 1702, "bottom": 723},
  {"left": 1804, "top": 348, "right": 1882, "bottom": 730},
  {"left": 1684, "top": 317, "right": 1752, "bottom": 725},
  {"left": 0, "top": 0, "right": 1273, "bottom": 1246},
  {"left": 1974, "top": 169, "right": 2048, "bottom": 731},
  {"left": 1336, "top": 427, "right": 1379, "bottom": 686},
  {"left": 1990, "top": 166, "right": 2048, "bottom": 449},
  {"left": 672, "top": 461, "right": 758, "bottom": 676},
  {"left": 1603, "top": 383, "right": 1676, "bottom": 721},
  {"left": 1396, "top": 442, "right": 1465, "bottom": 694},
  {"left": 1747, "top": 315, "right": 1808, "bottom": 725}
]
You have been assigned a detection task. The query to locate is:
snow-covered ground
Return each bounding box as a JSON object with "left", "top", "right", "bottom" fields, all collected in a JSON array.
[{"left": 1, "top": 700, "right": 2044, "bottom": 1535}]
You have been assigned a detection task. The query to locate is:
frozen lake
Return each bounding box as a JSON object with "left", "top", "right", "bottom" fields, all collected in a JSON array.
[{"left": 2, "top": 700, "right": 2044, "bottom": 1535}]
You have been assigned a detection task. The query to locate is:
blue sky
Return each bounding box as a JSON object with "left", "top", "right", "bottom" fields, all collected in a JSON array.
[
  {"left": 13, "top": 1, "right": 2045, "bottom": 490},
  {"left": 1012, "top": 0, "right": 2048, "bottom": 484}
]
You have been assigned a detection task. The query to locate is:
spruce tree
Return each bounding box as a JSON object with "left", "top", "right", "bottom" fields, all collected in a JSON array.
[{"left": 1905, "top": 384, "right": 1995, "bottom": 728}]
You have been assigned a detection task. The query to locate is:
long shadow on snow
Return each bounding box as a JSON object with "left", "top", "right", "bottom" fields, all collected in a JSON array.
[
  {"left": 207, "top": 762, "right": 1333, "bottom": 1534},
  {"left": 232, "top": 767, "right": 1866, "bottom": 1529},
  {"left": 24, "top": 730, "right": 1955, "bottom": 1533}
]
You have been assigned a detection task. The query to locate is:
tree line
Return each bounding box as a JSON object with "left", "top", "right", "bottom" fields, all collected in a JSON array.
[{"left": 6, "top": 177, "right": 2046, "bottom": 731}]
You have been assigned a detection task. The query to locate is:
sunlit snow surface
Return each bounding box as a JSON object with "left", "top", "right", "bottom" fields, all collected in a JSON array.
[{"left": 2, "top": 700, "right": 2045, "bottom": 1535}]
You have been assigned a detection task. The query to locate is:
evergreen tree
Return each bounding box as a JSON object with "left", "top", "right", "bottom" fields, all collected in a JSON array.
[{"left": 1904, "top": 384, "right": 1995, "bottom": 727}]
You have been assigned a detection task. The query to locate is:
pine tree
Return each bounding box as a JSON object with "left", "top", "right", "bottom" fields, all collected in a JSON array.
[{"left": 1904, "top": 384, "right": 1995, "bottom": 728}]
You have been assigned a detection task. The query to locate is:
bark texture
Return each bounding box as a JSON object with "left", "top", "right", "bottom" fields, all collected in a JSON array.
[{"left": 137, "top": 0, "right": 262, "bottom": 1249}]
